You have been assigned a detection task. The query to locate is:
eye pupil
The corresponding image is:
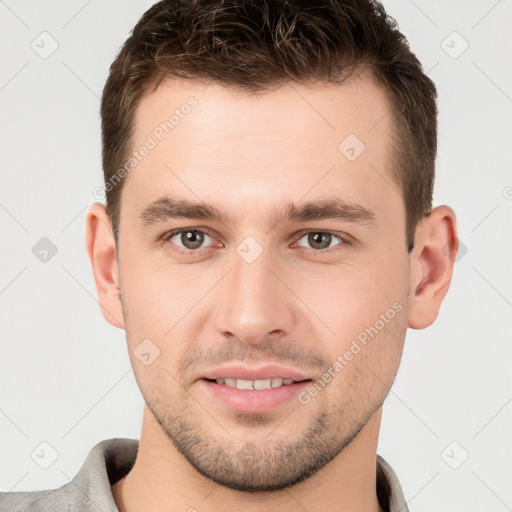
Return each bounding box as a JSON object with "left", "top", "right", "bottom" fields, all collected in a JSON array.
[
  {"left": 308, "top": 232, "right": 331, "bottom": 249},
  {"left": 182, "top": 230, "right": 204, "bottom": 249}
]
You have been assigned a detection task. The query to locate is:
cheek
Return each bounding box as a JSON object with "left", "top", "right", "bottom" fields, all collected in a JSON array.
[
  {"left": 119, "top": 254, "right": 216, "bottom": 377},
  {"left": 120, "top": 249, "right": 203, "bottom": 332},
  {"left": 325, "top": 303, "right": 407, "bottom": 404},
  {"left": 301, "top": 255, "right": 409, "bottom": 354}
]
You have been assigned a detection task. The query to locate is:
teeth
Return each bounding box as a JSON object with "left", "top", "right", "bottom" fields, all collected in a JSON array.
[
  {"left": 271, "top": 378, "right": 283, "bottom": 388},
  {"left": 215, "top": 377, "right": 297, "bottom": 390},
  {"left": 236, "top": 379, "right": 254, "bottom": 390},
  {"left": 253, "top": 379, "right": 271, "bottom": 390}
]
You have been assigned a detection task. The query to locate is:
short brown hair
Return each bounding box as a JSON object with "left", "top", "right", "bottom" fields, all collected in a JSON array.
[{"left": 101, "top": 0, "right": 437, "bottom": 251}]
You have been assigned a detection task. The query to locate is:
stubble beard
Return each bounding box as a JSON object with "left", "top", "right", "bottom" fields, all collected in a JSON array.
[{"left": 144, "top": 384, "right": 382, "bottom": 492}]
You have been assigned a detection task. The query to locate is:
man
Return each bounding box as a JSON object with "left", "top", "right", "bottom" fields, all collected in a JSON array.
[{"left": 0, "top": 0, "right": 458, "bottom": 510}]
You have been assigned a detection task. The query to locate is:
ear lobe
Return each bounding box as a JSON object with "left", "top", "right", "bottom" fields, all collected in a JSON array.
[
  {"left": 85, "top": 202, "right": 125, "bottom": 329},
  {"left": 407, "top": 205, "right": 459, "bottom": 330}
]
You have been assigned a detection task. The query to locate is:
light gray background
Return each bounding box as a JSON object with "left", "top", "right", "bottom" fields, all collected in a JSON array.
[{"left": 1, "top": 1, "right": 511, "bottom": 510}]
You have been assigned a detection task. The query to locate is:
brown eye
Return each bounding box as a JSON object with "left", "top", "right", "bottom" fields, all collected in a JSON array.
[
  {"left": 168, "top": 230, "right": 212, "bottom": 250},
  {"left": 296, "top": 232, "right": 345, "bottom": 250}
]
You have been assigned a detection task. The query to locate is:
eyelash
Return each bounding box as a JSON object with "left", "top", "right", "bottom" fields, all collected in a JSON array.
[{"left": 159, "top": 228, "right": 351, "bottom": 255}]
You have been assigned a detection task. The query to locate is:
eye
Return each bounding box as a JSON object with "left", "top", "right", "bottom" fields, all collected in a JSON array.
[
  {"left": 164, "top": 229, "right": 216, "bottom": 251},
  {"left": 295, "top": 231, "right": 348, "bottom": 251},
  {"left": 161, "top": 228, "right": 349, "bottom": 254}
]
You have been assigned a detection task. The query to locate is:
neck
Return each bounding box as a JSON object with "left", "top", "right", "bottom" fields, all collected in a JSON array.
[{"left": 112, "top": 405, "right": 385, "bottom": 512}]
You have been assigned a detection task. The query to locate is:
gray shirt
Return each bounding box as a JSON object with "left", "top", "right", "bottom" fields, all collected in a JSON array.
[{"left": 0, "top": 438, "right": 409, "bottom": 511}]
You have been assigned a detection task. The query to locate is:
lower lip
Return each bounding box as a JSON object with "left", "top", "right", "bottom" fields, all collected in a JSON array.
[{"left": 200, "top": 379, "right": 311, "bottom": 414}]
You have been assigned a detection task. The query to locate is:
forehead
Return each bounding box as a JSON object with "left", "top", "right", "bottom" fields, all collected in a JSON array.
[
  {"left": 122, "top": 74, "right": 398, "bottom": 226},
  {"left": 133, "top": 74, "right": 393, "bottom": 152}
]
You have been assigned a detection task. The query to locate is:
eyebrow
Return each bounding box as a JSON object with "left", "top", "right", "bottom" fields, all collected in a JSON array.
[{"left": 138, "top": 195, "right": 377, "bottom": 228}]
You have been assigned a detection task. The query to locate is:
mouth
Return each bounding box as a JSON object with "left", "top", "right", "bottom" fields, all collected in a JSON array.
[
  {"left": 204, "top": 377, "right": 307, "bottom": 390},
  {"left": 200, "top": 376, "right": 313, "bottom": 414}
]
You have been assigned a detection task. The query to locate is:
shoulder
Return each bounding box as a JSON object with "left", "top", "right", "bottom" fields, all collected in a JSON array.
[
  {"left": 0, "top": 438, "right": 138, "bottom": 512},
  {"left": 0, "top": 485, "right": 75, "bottom": 511}
]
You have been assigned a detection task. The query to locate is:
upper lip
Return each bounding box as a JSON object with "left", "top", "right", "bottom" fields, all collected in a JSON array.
[{"left": 201, "top": 365, "right": 312, "bottom": 382}]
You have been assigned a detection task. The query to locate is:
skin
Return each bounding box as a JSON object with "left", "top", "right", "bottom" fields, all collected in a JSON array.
[{"left": 86, "top": 74, "right": 458, "bottom": 512}]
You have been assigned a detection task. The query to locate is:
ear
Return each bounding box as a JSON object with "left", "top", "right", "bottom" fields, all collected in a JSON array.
[
  {"left": 85, "top": 202, "right": 125, "bottom": 329},
  {"left": 408, "top": 205, "right": 459, "bottom": 329}
]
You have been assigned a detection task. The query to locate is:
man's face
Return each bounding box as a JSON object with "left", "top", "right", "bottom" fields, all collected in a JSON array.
[{"left": 115, "top": 76, "right": 411, "bottom": 491}]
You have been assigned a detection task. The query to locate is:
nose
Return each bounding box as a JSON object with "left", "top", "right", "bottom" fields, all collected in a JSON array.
[{"left": 212, "top": 245, "right": 296, "bottom": 346}]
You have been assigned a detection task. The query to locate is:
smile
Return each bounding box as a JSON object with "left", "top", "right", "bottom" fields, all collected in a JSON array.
[{"left": 210, "top": 377, "right": 297, "bottom": 390}]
